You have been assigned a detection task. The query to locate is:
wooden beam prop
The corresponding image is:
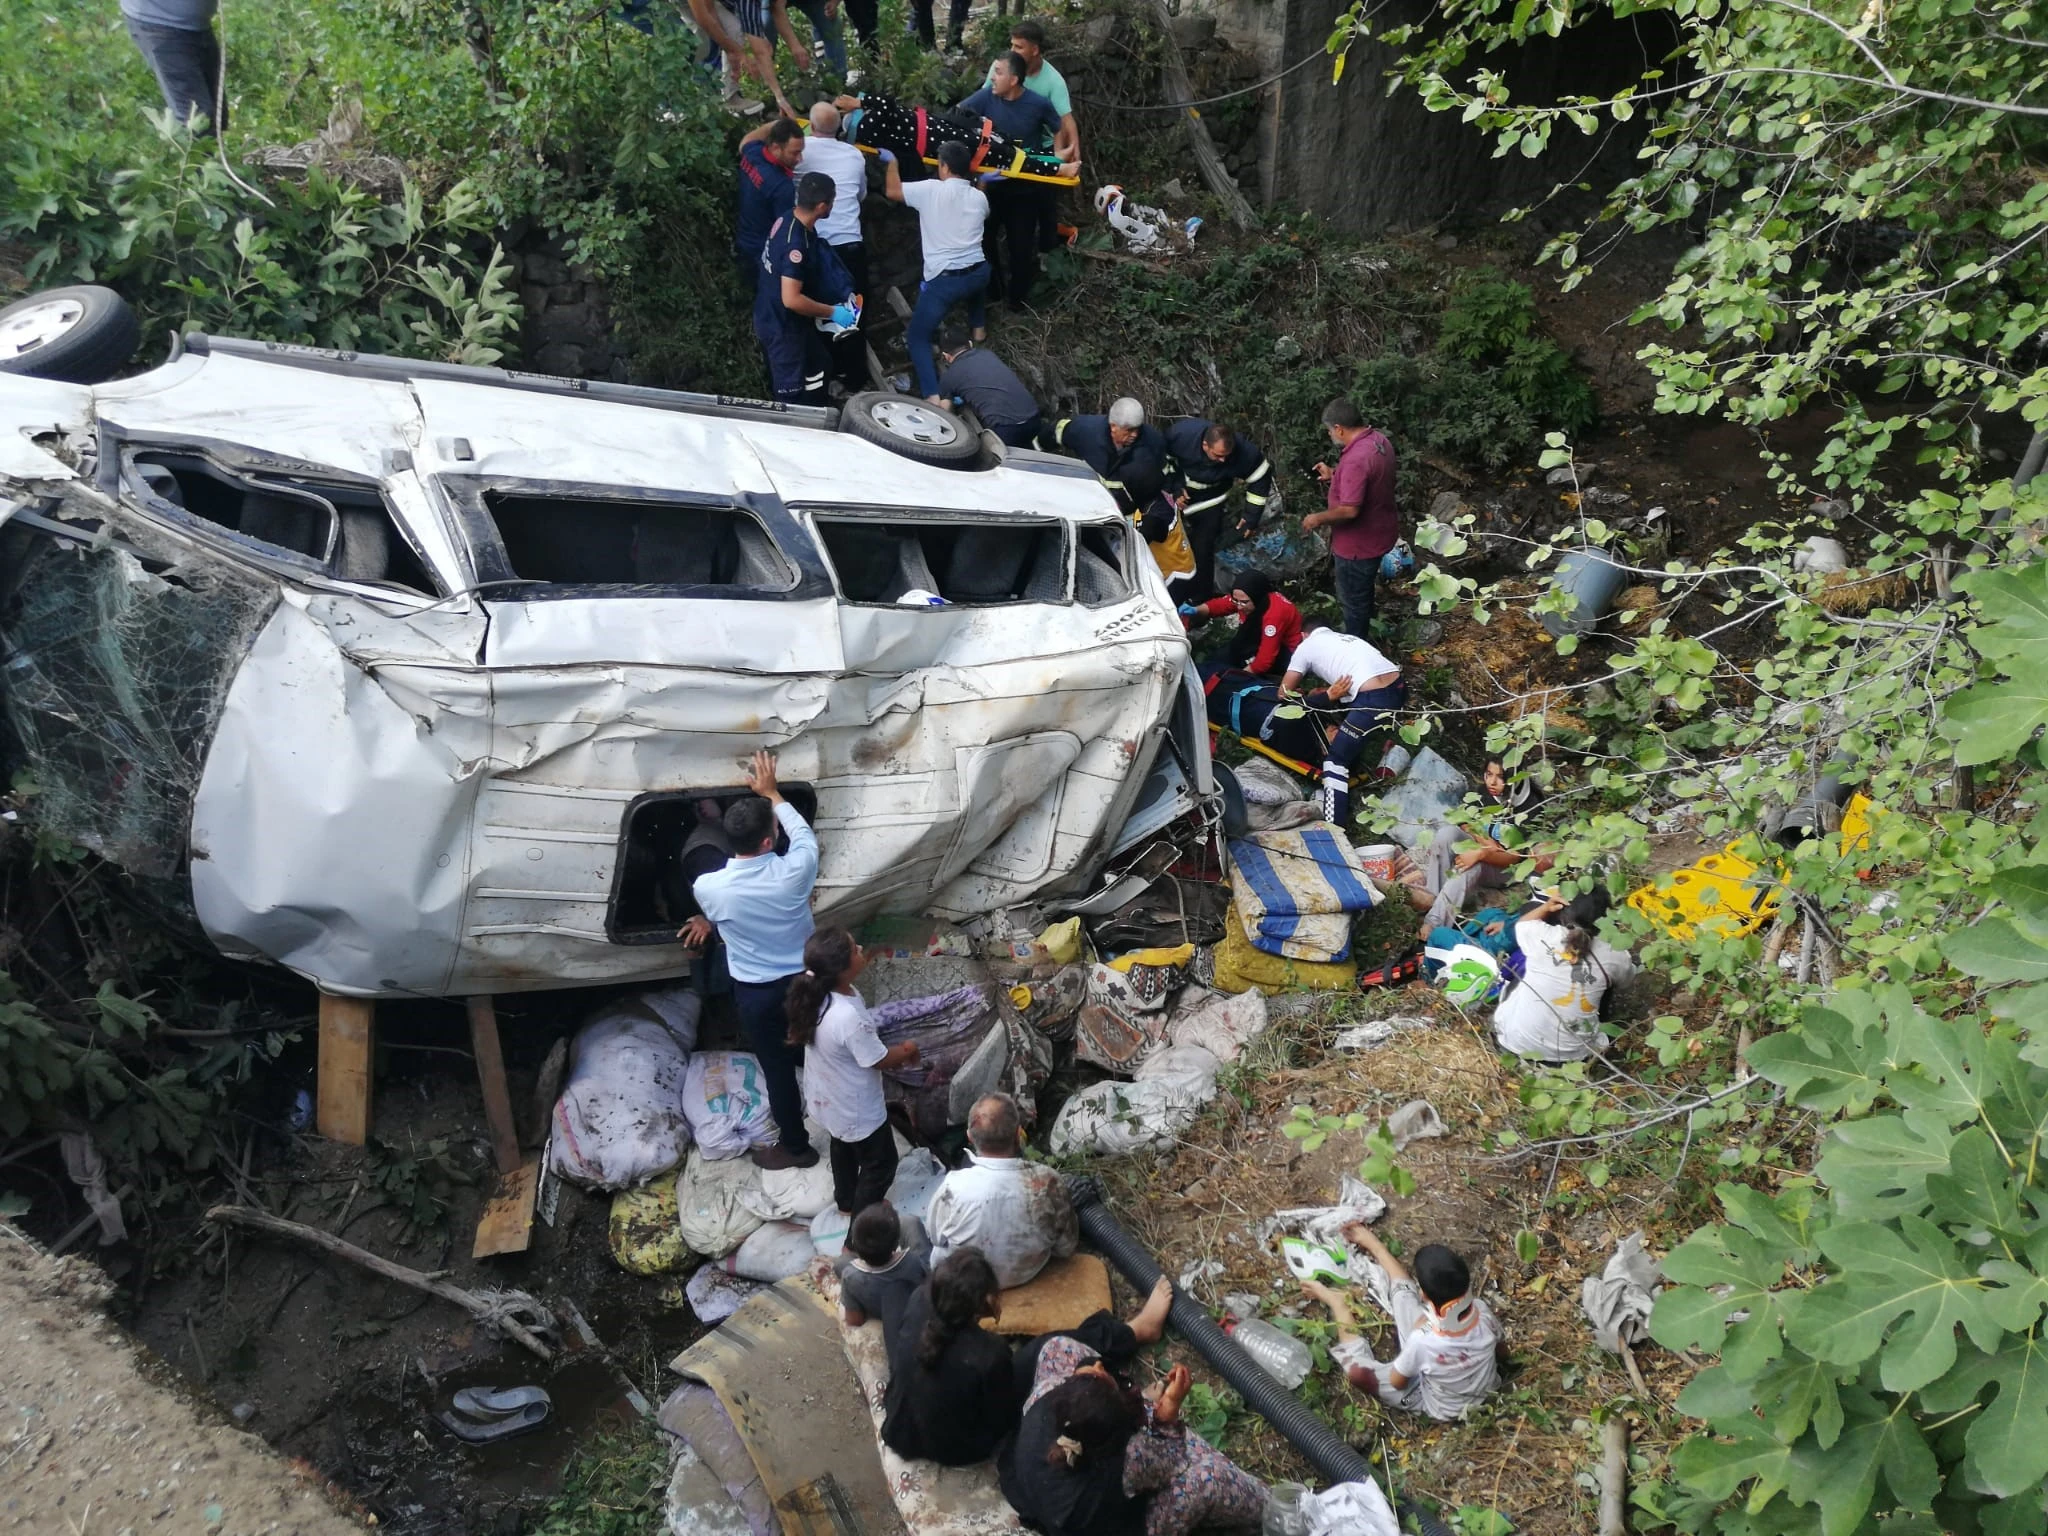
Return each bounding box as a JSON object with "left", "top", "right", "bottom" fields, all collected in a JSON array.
[
  {"left": 473, "top": 1158, "right": 542, "bottom": 1260},
  {"left": 207, "top": 1204, "right": 555, "bottom": 1362},
  {"left": 466, "top": 996, "right": 522, "bottom": 1178},
  {"left": 315, "top": 993, "right": 375, "bottom": 1146},
  {"left": 1148, "top": 0, "right": 1260, "bottom": 230}
]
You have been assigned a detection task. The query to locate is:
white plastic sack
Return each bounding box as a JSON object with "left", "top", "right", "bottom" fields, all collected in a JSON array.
[
  {"left": 683, "top": 1051, "right": 776, "bottom": 1161},
  {"left": 1260, "top": 1172, "right": 1388, "bottom": 1246},
  {"left": 685, "top": 1263, "right": 767, "bottom": 1326},
  {"left": 548, "top": 990, "right": 704, "bottom": 1190},
  {"left": 1233, "top": 757, "right": 1302, "bottom": 806},
  {"left": 677, "top": 1146, "right": 767, "bottom": 1257},
  {"left": 808, "top": 1142, "right": 942, "bottom": 1256},
  {"left": 1047, "top": 1045, "right": 1221, "bottom": 1156},
  {"left": 1167, "top": 987, "right": 1269, "bottom": 1064},
  {"left": 736, "top": 1116, "right": 837, "bottom": 1221},
  {"left": 724, "top": 1220, "right": 816, "bottom": 1282},
  {"left": 1303, "top": 1479, "right": 1401, "bottom": 1536},
  {"left": 1377, "top": 746, "right": 1468, "bottom": 851},
  {"left": 1582, "top": 1231, "right": 1663, "bottom": 1354}
]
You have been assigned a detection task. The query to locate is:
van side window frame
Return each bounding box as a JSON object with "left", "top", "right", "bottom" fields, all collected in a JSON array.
[
  {"left": 803, "top": 504, "right": 1075, "bottom": 607},
  {"left": 435, "top": 474, "right": 835, "bottom": 601}
]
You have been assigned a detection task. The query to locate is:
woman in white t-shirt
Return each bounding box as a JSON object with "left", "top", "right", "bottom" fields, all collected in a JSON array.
[
  {"left": 785, "top": 927, "right": 920, "bottom": 1215},
  {"left": 1492, "top": 886, "right": 1636, "bottom": 1063}
]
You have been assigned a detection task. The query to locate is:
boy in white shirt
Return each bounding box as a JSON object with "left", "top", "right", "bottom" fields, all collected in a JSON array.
[
  {"left": 1277, "top": 623, "right": 1406, "bottom": 826},
  {"left": 1302, "top": 1222, "right": 1501, "bottom": 1422}
]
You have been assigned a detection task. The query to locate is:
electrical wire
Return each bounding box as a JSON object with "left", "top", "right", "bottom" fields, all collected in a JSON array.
[
  {"left": 1076, "top": 42, "right": 1332, "bottom": 112},
  {"left": 211, "top": 0, "right": 277, "bottom": 208}
]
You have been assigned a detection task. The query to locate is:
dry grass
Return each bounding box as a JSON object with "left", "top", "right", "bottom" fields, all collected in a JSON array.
[{"left": 1095, "top": 988, "right": 1699, "bottom": 1532}]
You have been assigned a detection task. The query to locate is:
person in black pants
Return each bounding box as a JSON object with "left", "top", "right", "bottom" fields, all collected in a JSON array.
[
  {"left": 121, "top": 0, "right": 224, "bottom": 133},
  {"left": 681, "top": 751, "right": 820, "bottom": 1171},
  {"left": 959, "top": 55, "right": 1066, "bottom": 309}
]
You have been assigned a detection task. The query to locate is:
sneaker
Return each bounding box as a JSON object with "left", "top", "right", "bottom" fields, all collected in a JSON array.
[
  {"left": 749, "top": 1143, "right": 820, "bottom": 1170},
  {"left": 722, "top": 86, "right": 765, "bottom": 115}
]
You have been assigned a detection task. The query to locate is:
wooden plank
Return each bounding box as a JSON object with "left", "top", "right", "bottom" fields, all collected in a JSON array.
[
  {"left": 466, "top": 995, "right": 522, "bottom": 1177},
  {"left": 315, "top": 993, "right": 375, "bottom": 1146},
  {"left": 1148, "top": 0, "right": 1259, "bottom": 229},
  {"left": 472, "top": 1157, "right": 541, "bottom": 1259}
]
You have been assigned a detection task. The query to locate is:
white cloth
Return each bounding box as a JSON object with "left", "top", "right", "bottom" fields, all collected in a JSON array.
[
  {"left": 900, "top": 176, "right": 990, "bottom": 281},
  {"left": 1492, "top": 915, "right": 1636, "bottom": 1061},
  {"left": 799, "top": 135, "right": 869, "bottom": 246},
  {"left": 926, "top": 1152, "right": 1079, "bottom": 1289},
  {"left": 1303, "top": 1481, "right": 1400, "bottom": 1536},
  {"left": 804, "top": 991, "right": 889, "bottom": 1141},
  {"left": 1285, "top": 629, "right": 1399, "bottom": 700},
  {"left": 1334, "top": 1274, "right": 1500, "bottom": 1422}
]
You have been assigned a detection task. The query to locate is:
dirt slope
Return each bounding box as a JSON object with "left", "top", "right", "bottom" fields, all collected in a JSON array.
[{"left": 0, "top": 1223, "right": 366, "bottom": 1536}]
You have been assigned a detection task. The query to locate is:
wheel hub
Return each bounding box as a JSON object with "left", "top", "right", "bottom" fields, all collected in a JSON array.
[
  {"left": 0, "top": 298, "right": 85, "bottom": 361},
  {"left": 866, "top": 398, "right": 963, "bottom": 447}
]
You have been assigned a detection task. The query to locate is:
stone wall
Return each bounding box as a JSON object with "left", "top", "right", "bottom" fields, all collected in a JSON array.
[{"left": 515, "top": 236, "right": 629, "bottom": 381}]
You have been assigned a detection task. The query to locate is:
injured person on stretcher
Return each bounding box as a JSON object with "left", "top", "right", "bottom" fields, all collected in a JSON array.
[{"left": 834, "top": 89, "right": 1080, "bottom": 183}]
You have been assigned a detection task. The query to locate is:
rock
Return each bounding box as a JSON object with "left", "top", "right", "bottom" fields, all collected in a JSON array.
[
  {"left": 519, "top": 283, "right": 551, "bottom": 316},
  {"left": 1434, "top": 233, "right": 1458, "bottom": 250},
  {"left": 536, "top": 303, "right": 595, "bottom": 345},
  {"left": 1545, "top": 465, "right": 1579, "bottom": 486},
  {"left": 1160, "top": 179, "right": 1187, "bottom": 201},
  {"left": 523, "top": 252, "right": 572, "bottom": 286},
  {"left": 1272, "top": 335, "right": 1302, "bottom": 362},
  {"left": 229, "top": 1403, "right": 257, "bottom": 1425},
  {"left": 1260, "top": 1137, "right": 1301, "bottom": 1170},
  {"left": 1582, "top": 486, "right": 1632, "bottom": 508},
  {"left": 1081, "top": 13, "right": 1116, "bottom": 47},
  {"left": 1428, "top": 490, "right": 1467, "bottom": 523},
  {"left": 533, "top": 342, "right": 586, "bottom": 376},
  {"left": 546, "top": 281, "right": 584, "bottom": 306},
  {"left": 1167, "top": 13, "right": 1216, "bottom": 50},
  {"left": 1183, "top": 1179, "right": 1213, "bottom": 1203}
]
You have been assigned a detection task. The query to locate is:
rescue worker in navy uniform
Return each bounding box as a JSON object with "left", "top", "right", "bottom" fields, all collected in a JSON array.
[
  {"left": 1163, "top": 419, "right": 1275, "bottom": 601},
  {"left": 735, "top": 117, "right": 805, "bottom": 289},
  {"left": 1045, "top": 398, "right": 1194, "bottom": 591},
  {"left": 754, "top": 172, "right": 858, "bottom": 406}
]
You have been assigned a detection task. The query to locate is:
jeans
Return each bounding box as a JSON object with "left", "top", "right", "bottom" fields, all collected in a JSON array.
[
  {"left": 1182, "top": 498, "right": 1230, "bottom": 602},
  {"left": 909, "top": 0, "right": 969, "bottom": 47},
  {"left": 1321, "top": 680, "right": 1406, "bottom": 825},
  {"left": 828, "top": 240, "right": 869, "bottom": 389},
  {"left": 828, "top": 1121, "right": 899, "bottom": 1214},
  {"left": 984, "top": 181, "right": 1052, "bottom": 307},
  {"left": 794, "top": 0, "right": 848, "bottom": 72},
  {"left": 126, "top": 19, "right": 222, "bottom": 134},
  {"left": 1334, "top": 554, "right": 1379, "bottom": 640},
  {"left": 732, "top": 976, "right": 814, "bottom": 1154},
  {"left": 907, "top": 261, "right": 988, "bottom": 397},
  {"left": 991, "top": 413, "right": 1043, "bottom": 449}
]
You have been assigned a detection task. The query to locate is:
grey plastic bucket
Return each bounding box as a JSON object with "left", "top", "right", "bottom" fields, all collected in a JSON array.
[{"left": 1542, "top": 547, "right": 1629, "bottom": 638}]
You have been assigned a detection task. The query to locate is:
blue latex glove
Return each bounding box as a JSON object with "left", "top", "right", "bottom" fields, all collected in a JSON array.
[
  {"left": 830, "top": 301, "right": 859, "bottom": 330},
  {"left": 877, "top": 148, "right": 896, "bottom": 164},
  {"left": 977, "top": 170, "right": 1004, "bottom": 187},
  {"left": 1177, "top": 603, "right": 1200, "bottom": 618}
]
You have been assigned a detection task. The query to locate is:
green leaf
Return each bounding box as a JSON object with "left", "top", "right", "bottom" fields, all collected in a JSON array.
[
  {"left": 1670, "top": 1420, "right": 1793, "bottom": 1511},
  {"left": 1790, "top": 1215, "right": 2011, "bottom": 1392},
  {"left": 1815, "top": 1109, "right": 1954, "bottom": 1221},
  {"left": 1992, "top": 864, "right": 2048, "bottom": 931},
  {"left": 1950, "top": 919, "right": 2048, "bottom": 984},
  {"left": 1921, "top": 1333, "right": 2048, "bottom": 1497},
  {"left": 1653, "top": 1223, "right": 1799, "bottom": 1377},
  {"left": 1747, "top": 997, "right": 1889, "bottom": 1116},
  {"left": 1784, "top": 1388, "right": 1939, "bottom": 1536},
  {"left": 1717, "top": 1180, "right": 1828, "bottom": 1268},
  {"left": 1926, "top": 1126, "right": 2025, "bottom": 1240}
]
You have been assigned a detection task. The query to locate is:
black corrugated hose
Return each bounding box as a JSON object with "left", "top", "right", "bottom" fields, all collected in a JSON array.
[{"left": 1069, "top": 1178, "right": 1456, "bottom": 1536}]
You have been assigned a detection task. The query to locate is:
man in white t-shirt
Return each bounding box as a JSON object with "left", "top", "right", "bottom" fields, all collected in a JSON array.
[
  {"left": 880, "top": 141, "right": 991, "bottom": 404},
  {"left": 799, "top": 101, "right": 872, "bottom": 392},
  {"left": 1303, "top": 1222, "right": 1501, "bottom": 1422},
  {"left": 1278, "top": 623, "right": 1407, "bottom": 826}
]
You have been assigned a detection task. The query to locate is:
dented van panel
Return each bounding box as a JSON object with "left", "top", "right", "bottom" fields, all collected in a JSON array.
[{"left": 0, "top": 340, "right": 1212, "bottom": 998}]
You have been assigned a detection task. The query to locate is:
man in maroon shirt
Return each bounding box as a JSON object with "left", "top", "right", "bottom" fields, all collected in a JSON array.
[{"left": 1303, "top": 398, "right": 1399, "bottom": 640}]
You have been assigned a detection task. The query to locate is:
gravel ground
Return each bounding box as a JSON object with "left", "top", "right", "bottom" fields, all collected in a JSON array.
[{"left": 0, "top": 1223, "right": 366, "bottom": 1536}]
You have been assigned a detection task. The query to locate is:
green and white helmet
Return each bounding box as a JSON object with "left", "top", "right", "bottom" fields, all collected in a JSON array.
[{"left": 1430, "top": 942, "right": 1502, "bottom": 1009}]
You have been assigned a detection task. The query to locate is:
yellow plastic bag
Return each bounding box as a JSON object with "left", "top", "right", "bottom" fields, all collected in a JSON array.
[
  {"left": 1037, "top": 918, "right": 1084, "bottom": 965},
  {"left": 609, "top": 1172, "right": 692, "bottom": 1276},
  {"left": 1212, "top": 907, "right": 1356, "bottom": 994},
  {"left": 1105, "top": 944, "right": 1196, "bottom": 973}
]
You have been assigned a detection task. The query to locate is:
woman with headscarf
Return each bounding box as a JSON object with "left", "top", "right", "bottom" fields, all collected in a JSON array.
[
  {"left": 1492, "top": 884, "right": 1637, "bottom": 1063},
  {"left": 998, "top": 1337, "right": 1265, "bottom": 1536},
  {"left": 1183, "top": 570, "right": 1303, "bottom": 687}
]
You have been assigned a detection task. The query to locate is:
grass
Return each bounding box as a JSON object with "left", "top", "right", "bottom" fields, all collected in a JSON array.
[{"left": 527, "top": 1424, "right": 672, "bottom": 1536}]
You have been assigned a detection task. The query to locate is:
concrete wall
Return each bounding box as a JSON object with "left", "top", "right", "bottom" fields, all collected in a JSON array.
[{"left": 1267, "top": 0, "right": 1666, "bottom": 233}]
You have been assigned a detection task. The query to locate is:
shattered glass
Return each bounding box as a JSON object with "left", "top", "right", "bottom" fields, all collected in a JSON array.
[{"left": 0, "top": 513, "right": 276, "bottom": 888}]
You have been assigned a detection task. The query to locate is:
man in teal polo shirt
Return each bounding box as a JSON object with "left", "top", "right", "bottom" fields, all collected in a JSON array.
[{"left": 987, "top": 19, "right": 1078, "bottom": 163}]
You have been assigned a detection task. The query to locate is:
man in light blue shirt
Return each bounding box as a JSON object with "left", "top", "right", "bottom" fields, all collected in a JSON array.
[{"left": 683, "top": 750, "right": 821, "bottom": 1169}]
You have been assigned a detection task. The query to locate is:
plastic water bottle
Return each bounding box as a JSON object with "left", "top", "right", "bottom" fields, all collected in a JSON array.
[
  {"left": 1263, "top": 1482, "right": 1311, "bottom": 1536},
  {"left": 1220, "top": 1298, "right": 1312, "bottom": 1389}
]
